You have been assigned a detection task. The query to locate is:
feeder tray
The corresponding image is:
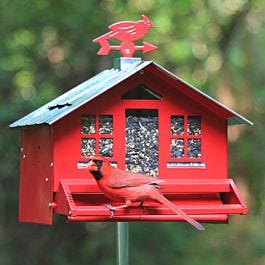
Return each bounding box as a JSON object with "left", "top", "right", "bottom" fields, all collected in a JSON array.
[{"left": 54, "top": 178, "right": 247, "bottom": 223}]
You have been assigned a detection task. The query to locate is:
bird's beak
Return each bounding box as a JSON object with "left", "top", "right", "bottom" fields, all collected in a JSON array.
[{"left": 86, "top": 160, "right": 98, "bottom": 171}]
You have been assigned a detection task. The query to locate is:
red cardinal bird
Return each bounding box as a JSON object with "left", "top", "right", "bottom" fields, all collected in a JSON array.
[{"left": 86, "top": 156, "right": 205, "bottom": 231}]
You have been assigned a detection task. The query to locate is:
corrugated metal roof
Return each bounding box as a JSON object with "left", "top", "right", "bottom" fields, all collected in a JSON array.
[
  {"left": 10, "top": 59, "right": 150, "bottom": 127},
  {"left": 151, "top": 62, "right": 253, "bottom": 126},
  {"left": 10, "top": 59, "right": 253, "bottom": 128}
]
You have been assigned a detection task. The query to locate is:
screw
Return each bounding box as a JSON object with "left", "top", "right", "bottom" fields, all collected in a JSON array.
[{"left": 48, "top": 202, "right": 56, "bottom": 208}]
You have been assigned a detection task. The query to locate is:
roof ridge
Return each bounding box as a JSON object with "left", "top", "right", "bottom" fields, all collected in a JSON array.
[{"left": 9, "top": 60, "right": 252, "bottom": 128}]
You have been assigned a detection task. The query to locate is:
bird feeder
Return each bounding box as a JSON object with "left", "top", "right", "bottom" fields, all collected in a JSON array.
[{"left": 10, "top": 16, "right": 252, "bottom": 225}]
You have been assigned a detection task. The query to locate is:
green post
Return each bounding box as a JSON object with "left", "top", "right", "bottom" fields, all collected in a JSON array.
[{"left": 116, "top": 222, "right": 129, "bottom": 265}]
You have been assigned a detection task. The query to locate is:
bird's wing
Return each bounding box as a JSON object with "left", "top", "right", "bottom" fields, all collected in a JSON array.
[
  {"left": 126, "top": 27, "right": 137, "bottom": 35},
  {"left": 108, "top": 169, "right": 161, "bottom": 188},
  {"left": 108, "top": 21, "right": 135, "bottom": 31}
]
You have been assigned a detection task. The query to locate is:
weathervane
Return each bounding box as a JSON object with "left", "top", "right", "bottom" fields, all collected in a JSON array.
[{"left": 93, "top": 15, "right": 157, "bottom": 58}]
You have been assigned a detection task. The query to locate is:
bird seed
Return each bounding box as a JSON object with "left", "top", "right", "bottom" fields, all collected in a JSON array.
[
  {"left": 188, "top": 116, "right": 201, "bottom": 135},
  {"left": 81, "top": 138, "right": 96, "bottom": 157},
  {"left": 125, "top": 112, "right": 158, "bottom": 177}
]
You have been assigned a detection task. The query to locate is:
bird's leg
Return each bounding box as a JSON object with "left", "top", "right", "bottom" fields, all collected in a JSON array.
[
  {"left": 105, "top": 200, "right": 132, "bottom": 217},
  {"left": 105, "top": 204, "right": 128, "bottom": 217}
]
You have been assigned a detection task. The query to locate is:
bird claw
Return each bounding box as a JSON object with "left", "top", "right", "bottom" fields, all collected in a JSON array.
[
  {"left": 105, "top": 204, "right": 115, "bottom": 217},
  {"left": 138, "top": 201, "right": 145, "bottom": 209}
]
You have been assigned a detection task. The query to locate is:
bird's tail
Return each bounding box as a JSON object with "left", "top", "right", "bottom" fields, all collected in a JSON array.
[{"left": 149, "top": 188, "right": 205, "bottom": 231}]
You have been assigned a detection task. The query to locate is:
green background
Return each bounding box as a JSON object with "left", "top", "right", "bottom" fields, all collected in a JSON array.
[{"left": 1, "top": 1, "right": 264, "bottom": 264}]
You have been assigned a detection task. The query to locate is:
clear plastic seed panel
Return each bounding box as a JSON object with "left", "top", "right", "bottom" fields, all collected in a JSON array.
[
  {"left": 188, "top": 116, "right": 201, "bottom": 135},
  {"left": 188, "top": 139, "right": 201, "bottom": 158},
  {"left": 170, "top": 116, "right": 184, "bottom": 135},
  {"left": 99, "top": 115, "right": 113, "bottom": 134},
  {"left": 81, "top": 138, "right": 96, "bottom": 157},
  {"left": 125, "top": 109, "right": 158, "bottom": 177},
  {"left": 170, "top": 139, "right": 185, "bottom": 158},
  {"left": 99, "top": 138, "right": 113, "bottom": 157},
  {"left": 81, "top": 115, "right": 96, "bottom": 134}
]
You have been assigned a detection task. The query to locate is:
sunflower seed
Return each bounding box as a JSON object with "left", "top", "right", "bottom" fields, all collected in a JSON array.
[{"left": 125, "top": 114, "right": 158, "bottom": 177}]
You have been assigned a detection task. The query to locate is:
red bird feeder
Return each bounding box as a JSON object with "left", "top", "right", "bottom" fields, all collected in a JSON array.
[{"left": 10, "top": 16, "right": 252, "bottom": 225}]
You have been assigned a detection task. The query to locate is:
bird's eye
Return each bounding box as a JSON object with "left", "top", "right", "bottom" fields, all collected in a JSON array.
[{"left": 95, "top": 160, "right": 103, "bottom": 168}]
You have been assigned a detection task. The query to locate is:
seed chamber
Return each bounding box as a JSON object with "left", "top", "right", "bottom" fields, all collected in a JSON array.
[{"left": 125, "top": 109, "right": 158, "bottom": 177}]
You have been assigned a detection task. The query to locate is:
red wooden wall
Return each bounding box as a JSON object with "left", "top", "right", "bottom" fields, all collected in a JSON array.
[{"left": 52, "top": 72, "right": 228, "bottom": 192}]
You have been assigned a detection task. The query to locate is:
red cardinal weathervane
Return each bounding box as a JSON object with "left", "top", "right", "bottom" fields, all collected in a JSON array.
[{"left": 93, "top": 15, "right": 157, "bottom": 58}]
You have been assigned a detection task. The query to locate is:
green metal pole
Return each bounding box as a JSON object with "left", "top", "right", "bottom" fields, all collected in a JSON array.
[{"left": 116, "top": 222, "right": 129, "bottom": 265}]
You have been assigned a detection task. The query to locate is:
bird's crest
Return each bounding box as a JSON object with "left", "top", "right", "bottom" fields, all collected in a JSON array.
[{"left": 141, "top": 15, "right": 154, "bottom": 28}]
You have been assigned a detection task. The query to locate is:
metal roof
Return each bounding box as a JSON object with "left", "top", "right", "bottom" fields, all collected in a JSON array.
[
  {"left": 151, "top": 62, "right": 253, "bottom": 126},
  {"left": 10, "top": 59, "right": 253, "bottom": 128}
]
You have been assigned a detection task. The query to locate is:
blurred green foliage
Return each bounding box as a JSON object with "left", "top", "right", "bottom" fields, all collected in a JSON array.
[{"left": 1, "top": 0, "right": 265, "bottom": 264}]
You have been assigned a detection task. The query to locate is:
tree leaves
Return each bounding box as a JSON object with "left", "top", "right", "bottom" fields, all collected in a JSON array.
[{"left": 1, "top": 1, "right": 264, "bottom": 264}]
